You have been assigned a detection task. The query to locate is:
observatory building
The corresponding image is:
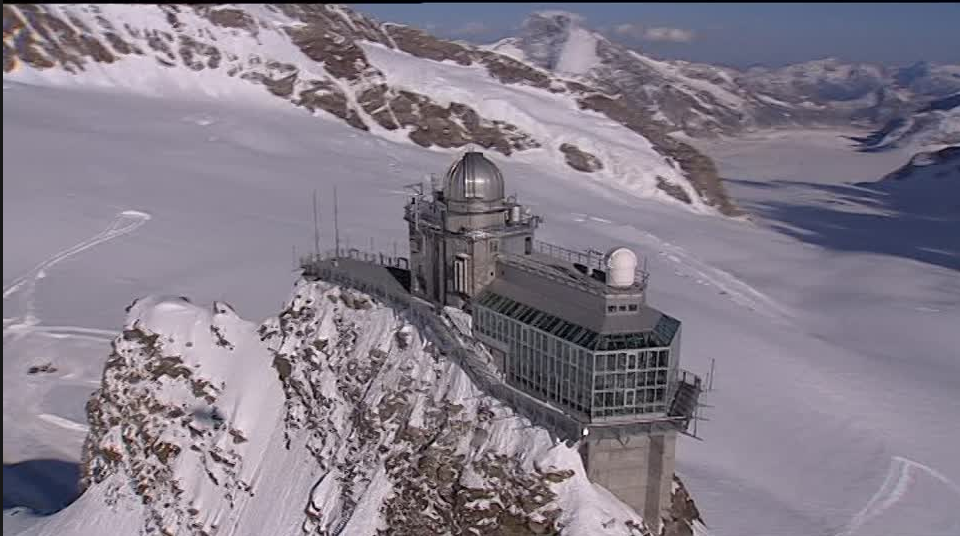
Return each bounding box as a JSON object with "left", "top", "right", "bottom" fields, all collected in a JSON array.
[{"left": 404, "top": 151, "right": 702, "bottom": 527}]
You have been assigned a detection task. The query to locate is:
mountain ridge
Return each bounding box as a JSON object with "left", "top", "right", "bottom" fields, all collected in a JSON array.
[
  {"left": 16, "top": 282, "right": 705, "bottom": 536},
  {"left": 489, "top": 11, "right": 960, "bottom": 139},
  {"left": 2, "top": 3, "right": 737, "bottom": 216}
]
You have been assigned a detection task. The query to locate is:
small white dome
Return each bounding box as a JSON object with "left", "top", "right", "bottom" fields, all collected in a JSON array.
[{"left": 605, "top": 247, "right": 637, "bottom": 287}]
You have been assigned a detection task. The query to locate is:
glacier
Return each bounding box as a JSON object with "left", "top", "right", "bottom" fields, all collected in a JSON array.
[{"left": 3, "top": 74, "right": 960, "bottom": 536}]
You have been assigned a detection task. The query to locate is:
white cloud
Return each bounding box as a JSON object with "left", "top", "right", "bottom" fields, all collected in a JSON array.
[
  {"left": 643, "top": 27, "right": 696, "bottom": 43},
  {"left": 614, "top": 23, "right": 696, "bottom": 43},
  {"left": 613, "top": 23, "right": 645, "bottom": 39},
  {"left": 452, "top": 21, "right": 492, "bottom": 36}
]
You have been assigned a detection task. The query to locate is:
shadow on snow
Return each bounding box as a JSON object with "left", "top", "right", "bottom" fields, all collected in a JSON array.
[
  {"left": 3, "top": 459, "right": 81, "bottom": 515},
  {"left": 723, "top": 173, "right": 960, "bottom": 271}
]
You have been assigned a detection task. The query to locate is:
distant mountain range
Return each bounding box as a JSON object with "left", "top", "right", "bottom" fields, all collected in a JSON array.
[
  {"left": 3, "top": 5, "right": 956, "bottom": 216},
  {"left": 489, "top": 11, "right": 960, "bottom": 139},
  {"left": 849, "top": 92, "right": 959, "bottom": 152},
  {"left": 2, "top": 4, "right": 738, "bottom": 215}
]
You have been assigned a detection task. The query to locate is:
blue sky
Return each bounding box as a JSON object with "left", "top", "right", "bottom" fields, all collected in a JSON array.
[{"left": 351, "top": 3, "right": 960, "bottom": 68}]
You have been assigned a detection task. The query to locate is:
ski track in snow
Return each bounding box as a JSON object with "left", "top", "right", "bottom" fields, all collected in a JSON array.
[
  {"left": 650, "top": 235, "right": 792, "bottom": 322},
  {"left": 3, "top": 211, "right": 149, "bottom": 435},
  {"left": 569, "top": 212, "right": 793, "bottom": 322},
  {"left": 837, "top": 456, "right": 960, "bottom": 536},
  {"left": 36, "top": 413, "right": 90, "bottom": 434},
  {"left": 3, "top": 210, "right": 151, "bottom": 334}
]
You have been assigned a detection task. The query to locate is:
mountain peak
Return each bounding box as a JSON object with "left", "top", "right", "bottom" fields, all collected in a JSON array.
[
  {"left": 33, "top": 280, "right": 699, "bottom": 535},
  {"left": 2, "top": 3, "right": 740, "bottom": 215},
  {"left": 516, "top": 10, "right": 601, "bottom": 74},
  {"left": 527, "top": 10, "right": 585, "bottom": 26}
]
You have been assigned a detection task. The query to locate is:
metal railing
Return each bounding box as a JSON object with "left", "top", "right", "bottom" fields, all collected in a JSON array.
[
  {"left": 534, "top": 240, "right": 605, "bottom": 271},
  {"left": 533, "top": 239, "right": 650, "bottom": 289},
  {"left": 300, "top": 248, "right": 409, "bottom": 275},
  {"left": 302, "top": 257, "right": 694, "bottom": 443}
]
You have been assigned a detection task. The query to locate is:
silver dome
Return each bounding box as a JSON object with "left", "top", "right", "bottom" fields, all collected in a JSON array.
[{"left": 444, "top": 152, "right": 505, "bottom": 202}]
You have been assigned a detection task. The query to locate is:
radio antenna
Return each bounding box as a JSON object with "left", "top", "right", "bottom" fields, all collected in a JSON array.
[
  {"left": 333, "top": 185, "right": 340, "bottom": 260},
  {"left": 312, "top": 189, "right": 320, "bottom": 259}
]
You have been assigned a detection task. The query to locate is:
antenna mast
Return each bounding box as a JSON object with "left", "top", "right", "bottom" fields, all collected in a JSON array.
[
  {"left": 333, "top": 185, "right": 340, "bottom": 260},
  {"left": 312, "top": 189, "right": 320, "bottom": 259}
]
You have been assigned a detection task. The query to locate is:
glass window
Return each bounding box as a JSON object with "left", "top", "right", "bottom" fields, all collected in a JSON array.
[
  {"left": 618, "top": 353, "right": 627, "bottom": 370},
  {"left": 604, "top": 392, "right": 614, "bottom": 407},
  {"left": 658, "top": 350, "right": 668, "bottom": 367},
  {"left": 619, "top": 305, "right": 628, "bottom": 312},
  {"left": 614, "top": 391, "right": 624, "bottom": 406},
  {"left": 628, "top": 354, "right": 636, "bottom": 369},
  {"left": 616, "top": 373, "right": 626, "bottom": 389},
  {"left": 627, "top": 371, "right": 636, "bottom": 387},
  {"left": 626, "top": 390, "right": 635, "bottom": 406},
  {"left": 593, "top": 393, "right": 603, "bottom": 407},
  {"left": 655, "top": 388, "right": 665, "bottom": 402},
  {"left": 607, "top": 305, "right": 617, "bottom": 313},
  {"left": 583, "top": 332, "right": 598, "bottom": 349},
  {"left": 607, "top": 354, "right": 617, "bottom": 370},
  {"left": 628, "top": 303, "right": 638, "bottom": 311},
  {"left": 603, "top": 374, "right": 615, "bottom": 390}
]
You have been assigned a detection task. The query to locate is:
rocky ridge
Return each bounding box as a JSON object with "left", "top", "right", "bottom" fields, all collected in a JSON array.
[
  {"left": 491, "top": 12, "right": 960, "bottom": 139},
  {"left": 2, "top": 3, "right": 736, "bottom": 214},
  {"left": 64, "top": 281, "right": 708, "bottom": 535}
]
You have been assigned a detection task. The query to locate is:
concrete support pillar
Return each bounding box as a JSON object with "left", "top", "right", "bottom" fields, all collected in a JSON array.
[{"left": 579, "top": 431, "right": 677, "bottom": 532}]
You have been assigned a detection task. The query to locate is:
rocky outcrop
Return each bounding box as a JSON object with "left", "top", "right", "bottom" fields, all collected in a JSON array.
[
  {"left": 2, "top": 4, "right": 539, "bottom": 156},
  {"left": 70, "top": 277, "right": 705, "bottom": 535},
  {"left": 494, "top": 12, "right": 960, "bottom": 138},
  {"left": 81, "top": 298, "right": 270, "bottom": 535},
  {"left": 559, "top": 143, "right": 603, "bottom": 172},
  {"left": 2, "top": 4, "right": 738, "bottom": 215},
  {"left": 576, "top": 94, "right": 739, "bottom": 214},
  {"left": 877, "top": 145, "right": 960, "bottom": 182},
  {"left": 849, "top": 92, "right": 960, "bottom": 152},
  {"left": 264, "top": 282, "right": 594, "bottom": 535},
  {"left": 662, "top": 475, "right": 704, "bottom": 536}
]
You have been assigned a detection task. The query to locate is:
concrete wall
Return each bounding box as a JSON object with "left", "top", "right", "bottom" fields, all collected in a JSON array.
[{"left": 580, "top": 431, "right": 677, "bottom": 531}]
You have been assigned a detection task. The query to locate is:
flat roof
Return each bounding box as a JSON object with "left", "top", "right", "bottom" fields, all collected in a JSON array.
[
  {"left": 498, "top": 252, "right": 646, "bottom": 297},
  {"left": 476, "top": 259, "right": 680, "bottom": 351}
]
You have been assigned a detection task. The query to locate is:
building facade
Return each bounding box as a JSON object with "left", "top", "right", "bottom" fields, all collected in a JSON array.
[{"left": 405, "top": 151, "right": 700, "bottom": 528}]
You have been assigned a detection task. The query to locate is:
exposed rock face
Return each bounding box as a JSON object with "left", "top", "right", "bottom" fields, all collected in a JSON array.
[
  {"left": 576, "top": 94, "right": 739, "bottom": 215},
  {"left": 878, "top": 145, "right": 960, "bottom": 182},
  {"left": 76, "top": 281, "right": 690, "bottom": 534},
  {"left": 81, "top": 297, "right": 281, "bottom": 534},
  {"left": 849, "top": 92, "right": 960, "bottom": 152},
  {"left": 2, "top": 4, "right": 738, "bottom": 216},
  {"left": 559, "top": 143, "right": 603, "bottom": 172},
  {"left": 655, "top": 177, "right": 692, "bottom": 205},
  {"left": 492, "top": 12, "right": 960, "bottom": 138},
  {"left": 661, "top": 476, "right": 704, "bottom": 536},
  {"left": 2, "top": 4, "right": 538, "bottom": 154},
  {"left": 265, "top": 283, "right": 585, "bottom": 535}
]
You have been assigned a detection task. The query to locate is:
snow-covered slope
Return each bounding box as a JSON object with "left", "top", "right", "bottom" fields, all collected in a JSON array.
[
  {"left": 1, "top": 3, "right": 736, "bottom": 215},
  {"left": 16, "top": 279, "right": 701, "bottom": 536},
  {"left": 491, "top": 12, "right": 960, "bottom": 138},
  {"left": 4, "top": 77, "right": 960, "bottom": 536},
  {"left": 850, "top": 93, "right": 960, "bottom": 152},
  {"left": 488, "top": 12, "right": 771, "bottom": 138}
]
